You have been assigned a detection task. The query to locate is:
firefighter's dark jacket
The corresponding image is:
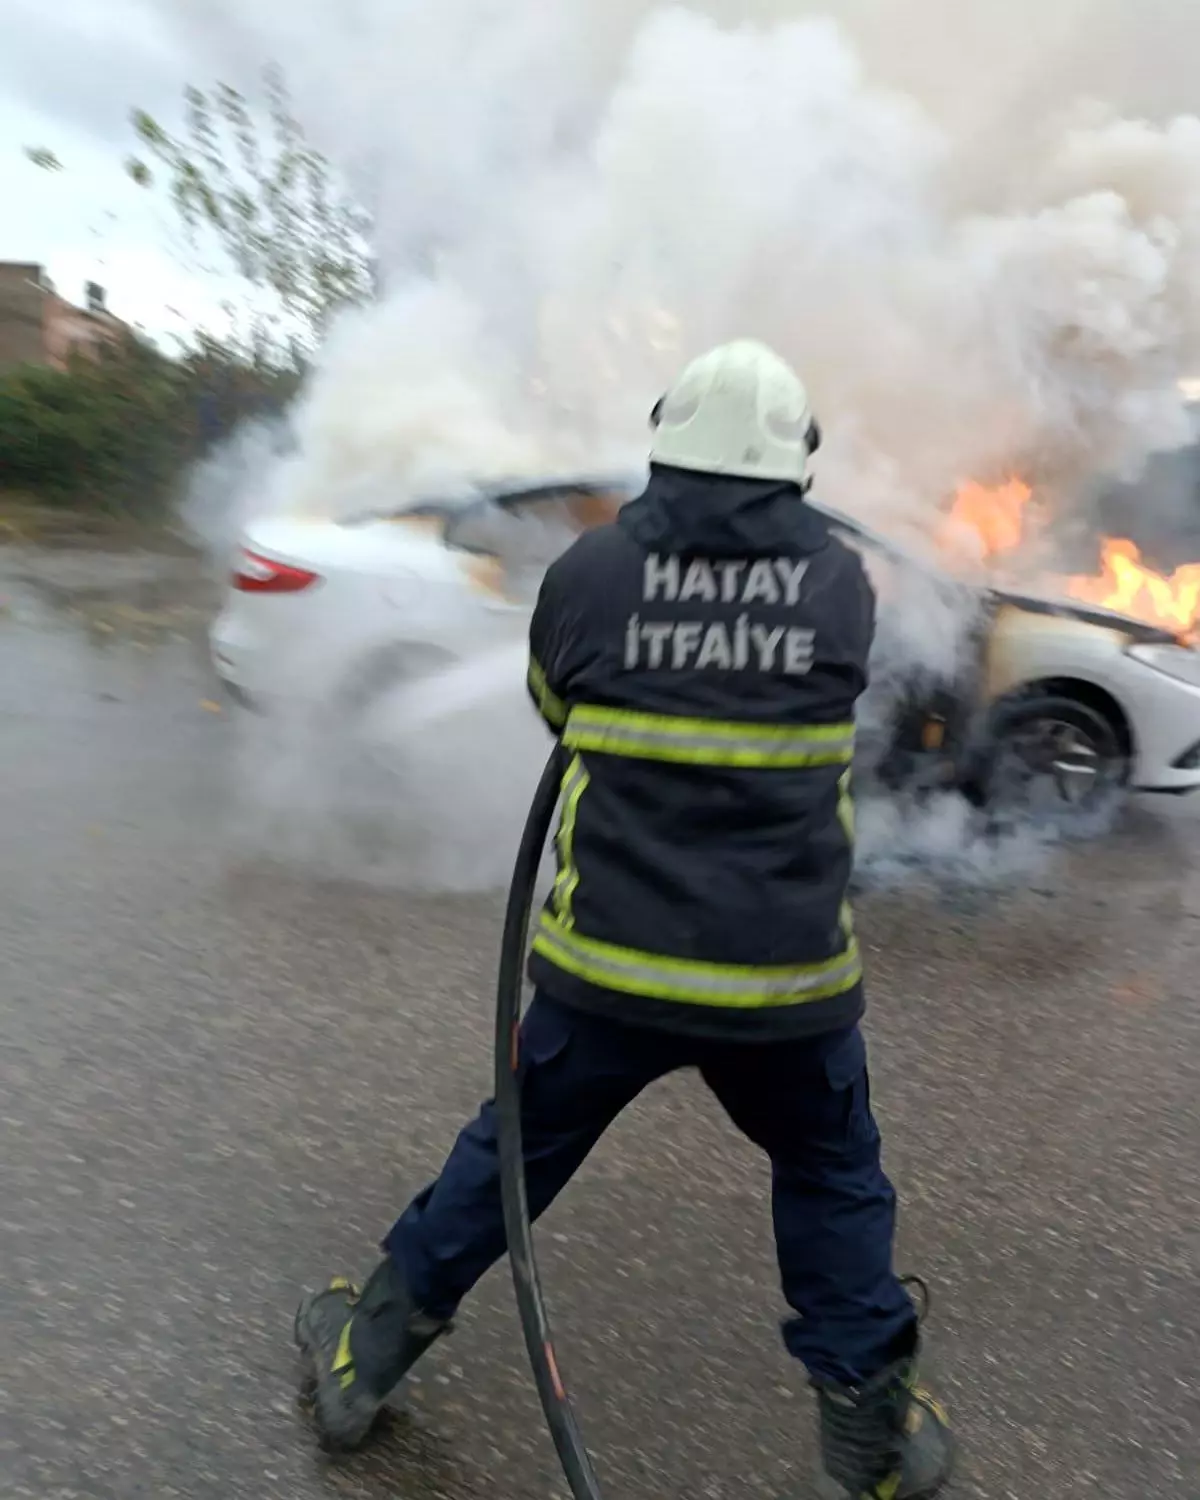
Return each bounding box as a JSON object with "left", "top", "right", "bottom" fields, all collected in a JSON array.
[{"left": 525, "top": 464, "right": 876, "bottom": 1041}]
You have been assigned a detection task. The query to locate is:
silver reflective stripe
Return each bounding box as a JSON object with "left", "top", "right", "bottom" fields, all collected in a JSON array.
[
  {"left": 562, "top": 706, "right": 854, "bottom": 767},
  {"left": 534, "top": 914, "right": 862, "bottom": 1008}
]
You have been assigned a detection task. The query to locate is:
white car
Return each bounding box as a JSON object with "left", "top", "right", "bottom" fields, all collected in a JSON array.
[
  {"left": 210, "top": 480, "right": 627, "bottom": 716},
  {"left": 210, "top": 474, "right": 1200, "bottom": 815}
]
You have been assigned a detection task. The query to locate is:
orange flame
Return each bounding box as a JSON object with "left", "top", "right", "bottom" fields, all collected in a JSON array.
[
  {"left": 940, "top": 476, "right": 1200, "bottom": 636},
  {"left": 943, "top": 478, "right": 1032, "bottom": 559},
  {"left": 1066, "top": 539, "right": 1200, "bottom": 635}
]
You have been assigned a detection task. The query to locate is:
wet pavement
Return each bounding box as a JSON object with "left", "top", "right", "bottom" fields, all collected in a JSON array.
[{"left": 2, "top": 542, "right": 1199, "bottom": 1500}]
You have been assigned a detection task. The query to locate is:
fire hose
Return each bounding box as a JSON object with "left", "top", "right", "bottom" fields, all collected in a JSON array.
[{"left": 493, "top": 742, "right": 605, "bottom": 1500}]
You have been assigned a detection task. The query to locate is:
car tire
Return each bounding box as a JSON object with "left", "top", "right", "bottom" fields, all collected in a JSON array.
[{"left": 962, "top": 693, "right": 1131, "bottom": 824}]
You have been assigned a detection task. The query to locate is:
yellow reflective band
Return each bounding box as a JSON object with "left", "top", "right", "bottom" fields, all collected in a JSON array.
[
  {"left": 837, "top": 771, "right": 857, "bottom": 940},
  {"left": 528, "top": 657, "right": 567, "bottom": 729},
  {"left": 333, "top": 1320, "right": 356, "bottom": 1390},
  {"left": 533, "top": 912, "right": 861, "bottom": 1008},
  {"left": 837, "top": 768, "right": 855, "bottom": 842},
  {"left": 551, "top": 754, "right": 590, "bottom": 930},
  {"left": 563, "top": 705, "right": 854, "bottom": 767},
  {"left": 909, "top": 1387, "right": 951, "bottom": 1431}
]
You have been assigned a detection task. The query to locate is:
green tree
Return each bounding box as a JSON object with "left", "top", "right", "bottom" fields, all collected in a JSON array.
[
  {"left": 24, "top": 66, "right": 374, "bottom": 367},
  {"left": 10, "top": 68, "right": 356, "bottom": 514},
  {"left": 21, "top": 145, "right": 62, "bottom": 172},
  {"left": 127, "top": 67, "right": 374, "bottom": 359}
]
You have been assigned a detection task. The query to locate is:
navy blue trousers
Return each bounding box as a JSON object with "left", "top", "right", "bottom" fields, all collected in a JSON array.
[{"left": 383, "top": 991, "right": 916, "bottom": 1385}]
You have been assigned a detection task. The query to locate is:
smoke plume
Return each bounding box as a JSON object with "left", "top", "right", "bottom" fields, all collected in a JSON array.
[{"left": 167, "top": 0, "right": 1200, "bottom": 886}]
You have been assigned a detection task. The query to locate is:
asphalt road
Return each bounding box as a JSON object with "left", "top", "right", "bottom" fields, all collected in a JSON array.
[{"left": 3, "top": 542, "right": 1199, "bottom": 1500}]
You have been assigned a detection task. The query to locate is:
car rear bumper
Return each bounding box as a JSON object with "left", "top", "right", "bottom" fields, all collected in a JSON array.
[
  {"left": 209, "top": 606, "right": 278, "bottom": 711},
  {"left": 209, "top": 633, "right": 256, "bottom": 710}
]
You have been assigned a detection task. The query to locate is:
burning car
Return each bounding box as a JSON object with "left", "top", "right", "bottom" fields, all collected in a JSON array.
[{"left": 210, "top": 472, "right": 1200, "bottom": 819}]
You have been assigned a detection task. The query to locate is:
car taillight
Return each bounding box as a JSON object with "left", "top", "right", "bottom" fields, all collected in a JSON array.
[{"left": 231, "top": 548, "right": 320, "bottom": 593}]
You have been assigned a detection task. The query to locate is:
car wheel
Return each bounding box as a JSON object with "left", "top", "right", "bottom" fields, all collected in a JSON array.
[{"left": 967, "top": 694, "right": 1131, "bottom": 824}]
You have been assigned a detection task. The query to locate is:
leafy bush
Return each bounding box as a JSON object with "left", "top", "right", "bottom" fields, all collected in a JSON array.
[
  {"left": 0, "top": 339, "right": 193, "bottom": 513},
  {"left": 0, "top": 337, "right": 298, "bottom": 516}
]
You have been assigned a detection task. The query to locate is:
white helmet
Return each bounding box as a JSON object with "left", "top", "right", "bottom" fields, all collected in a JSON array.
[{"left": 648, "top": 339, "right": 821, "bottom": 485}]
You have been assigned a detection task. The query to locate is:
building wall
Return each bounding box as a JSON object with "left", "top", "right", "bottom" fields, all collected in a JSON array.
[
  {"left": 43, "top": 299, "right": 125, "bottom": 369},
  {"left": 0, "top": 263, "right": 128, "bottom": 374},
  {"left": 0, "top": 263, "right": 49, "bottom": 373}
]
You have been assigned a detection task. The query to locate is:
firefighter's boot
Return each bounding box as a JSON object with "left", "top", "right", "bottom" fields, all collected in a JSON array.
[
  {"left": 812, "top": 1332, "right": 954, "bottom": 1499},
  {"left": 294, "top": 1258, "right": 451, "bottom": 1452}
]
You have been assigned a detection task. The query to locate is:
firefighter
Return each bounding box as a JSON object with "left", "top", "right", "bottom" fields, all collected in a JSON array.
[{"left": 295, "top": 340, "right": 954, "bottom": 1498}]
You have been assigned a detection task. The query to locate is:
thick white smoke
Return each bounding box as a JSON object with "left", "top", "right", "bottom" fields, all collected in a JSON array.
[
  {"left": 167, "top": 0, "right": 1200, "bottom": 886},
  {"left": 165, "top": 0, "right": 1200, "bottom": 533}
]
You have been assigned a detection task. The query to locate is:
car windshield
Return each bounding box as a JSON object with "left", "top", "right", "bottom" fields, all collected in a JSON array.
[{"left": 443, "top": 479, "right": 635, "bottom": 596}]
